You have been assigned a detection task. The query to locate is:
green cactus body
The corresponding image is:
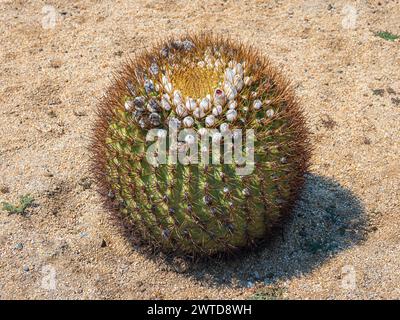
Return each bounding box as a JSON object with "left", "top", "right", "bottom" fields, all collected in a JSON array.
[{"left": 92, "top": 34, "right": 310, "bottom": 256}]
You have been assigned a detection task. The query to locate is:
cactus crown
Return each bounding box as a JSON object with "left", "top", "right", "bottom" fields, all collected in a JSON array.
[{"left": 91, "top": 34, "right": 310, "bottom": 256}]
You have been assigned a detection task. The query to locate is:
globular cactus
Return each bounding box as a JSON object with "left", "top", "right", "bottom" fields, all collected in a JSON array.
[{"left": 91, "top": 34, "right": 310, "bottom": 256}]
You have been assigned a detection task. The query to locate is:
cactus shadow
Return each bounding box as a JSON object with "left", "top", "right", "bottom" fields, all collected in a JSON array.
[{"left": 180, "top": 173, "right": 368, "bottom": 288}]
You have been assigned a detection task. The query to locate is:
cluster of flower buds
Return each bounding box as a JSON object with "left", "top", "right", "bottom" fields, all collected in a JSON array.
[
  {"left": 124, "top": 44, "right": 267, "bottom": 131},
  {"left": 124, "top": 94, "right": 163, "bottom": 129},
  {"left": 156, "top": 59, "right": 252, "bottom": 128}
]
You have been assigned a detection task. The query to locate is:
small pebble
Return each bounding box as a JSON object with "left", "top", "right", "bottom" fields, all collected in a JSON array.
[
  {"left": 372, "top": 88, "right": 385, "bottom": 97},
  {"left": 48, "top": 98, "right": 62, "bottom": 105},
  {"left": 74, "top": 110, "right": 87, "bottom": 117},
  {"left": 47, "top": 110, "right": 57, "bottom": 118},
  {"left": 49, "top": 59, "right": 62, "bottom": 68},
  {"left": 78, "top": 177, "right": 92, "bottom": 190},
  {"left": 0, "top": 185, "right": 10, "bottom": 194}
]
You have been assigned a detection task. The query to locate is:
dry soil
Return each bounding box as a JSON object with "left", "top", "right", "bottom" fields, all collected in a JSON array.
[{"left": 0, "top": 0, "right": 399, "bottom": 299}]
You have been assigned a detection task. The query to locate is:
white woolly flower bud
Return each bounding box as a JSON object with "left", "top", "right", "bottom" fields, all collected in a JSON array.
[
  {"left": 220, "top": 123, "right": 229, "bottom": 133},
  {"left": 149, "top": 112, "right": 161, "bottom": 126},
  {"left": 228, "top": 101, "right": 237, "bottom": 109},
  {"left": 146, "top": 99, "right": 160, "bottom": 113},
  {"left": 161, "top": 96, "right": 171, "bottom": 111},
  {"left": 205, "top": 115, "right": 216, "bottom": 127},
  {"left": 149, "top": 63, "right": 159, "bottom": 75},
  {"left": 173, "top": 90, "right": 182, "bottom": 106},
  {"left": 193, "top": 107, "right": 206, "bottom": 119},
  {"left": 124, "top": 100, "right": 134, "bottom": 111},
  {"left": 226, "top": 109, "right": 237, "bottom": 122},
  {"left": 182, "top": 40, "right": 195, "bottom": 51},
  {"left": 224, "top": 68, "right": 235, "bottom": 83},
  {"left": 212, "top": 105, "right": 223, "bottom": 116},
  {"left": 183, "top": 116, "right": 194, "bottom": 128},
  {"left": 164, "top": 82, "right": 173, "bottom": 94},
  {"left": 162, "top": 75, "right": 169, "bottom": 87},
  {"left": 199, "top": 97, "right": 211, "bottom": 111},
  {"left": 224, "top": 83, "right": 237, "bottom": 101},
  {"left": 266, "top": 109, "right": 274, "bottom": 118},
  {"left": 185, "top": 98, "right": 197, "bottom": 112},
  {"left": 253, "top": 99, "right": 262, "bottom": 110},
  {"left": 175, "top": 104, "right": 188, "bottom": 117},
  {"left": 233, "top": 74, "right": 244, "bottom": 91},
  {"left": 213, "top": 88, "right": 226, "bottom": 106},
  {"left": 235, "top": 63, "right": 244, "bottom": 77},
  {"left": 144, "top": 79, "right": 155, "bottom": 93}
]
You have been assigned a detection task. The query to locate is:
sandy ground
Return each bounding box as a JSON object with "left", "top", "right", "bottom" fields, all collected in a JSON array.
[{"left": 0, "top": 0, "right": 399, "bottom": 300}]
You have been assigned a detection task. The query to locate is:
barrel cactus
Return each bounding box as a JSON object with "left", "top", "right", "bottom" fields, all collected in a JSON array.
[{"left": 91, "top": 34, "right": 310, "bottom": 256}]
